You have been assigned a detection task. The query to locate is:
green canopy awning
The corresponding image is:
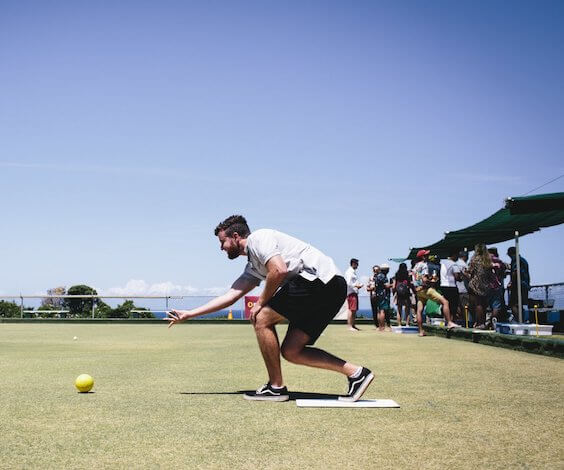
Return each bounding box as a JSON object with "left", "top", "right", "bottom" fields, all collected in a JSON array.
[
  {"left": 407, "top": 192, "right": 564, "bottom": 259},
  {"left": 505, "top": 192, "right": 564, "bottom": 214}
]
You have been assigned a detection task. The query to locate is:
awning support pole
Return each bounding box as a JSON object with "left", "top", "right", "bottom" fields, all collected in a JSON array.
[{"left": 515, "top": 230, "right": 523, "bottom": 323}]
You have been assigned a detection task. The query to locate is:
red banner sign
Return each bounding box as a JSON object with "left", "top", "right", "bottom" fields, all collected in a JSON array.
[{"left": 244, "top": 296, "right": 259, "bottom": 320}]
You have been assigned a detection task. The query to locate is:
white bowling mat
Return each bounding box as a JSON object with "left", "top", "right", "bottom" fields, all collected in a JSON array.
[{"left": 296, "top": 399, "right": 400, "bottom": 408}]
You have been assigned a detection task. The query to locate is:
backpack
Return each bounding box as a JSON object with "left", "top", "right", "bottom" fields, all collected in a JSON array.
[{"left": 396, "top": 281, "right": 410, "bottom": 298}]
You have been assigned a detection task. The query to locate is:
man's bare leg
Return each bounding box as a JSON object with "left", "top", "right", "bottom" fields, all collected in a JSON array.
[
  {"left": 416, "top": 299, "right": 426, "bottom": 336},
  {"left": 280, "top": 328, "right": 359, "bottom": 376},
  {"left": 348, "top": 308, "right": 359, "bottom": 331},
  {"left": 439, "top": 297, "right": 458, "bottom": 329},
  {"left": 253, "top": 307, "right": 286, "bottom": 387},
  {"left": 378, "top": 310, "right": 386, "bottom": 331}
]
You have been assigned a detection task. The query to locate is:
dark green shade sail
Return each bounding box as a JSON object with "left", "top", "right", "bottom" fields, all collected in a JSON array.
[{"left": 407, "top": 192, "right": 564, "bottom": 259}]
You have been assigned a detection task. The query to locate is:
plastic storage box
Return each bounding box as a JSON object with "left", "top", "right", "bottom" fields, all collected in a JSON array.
[
  {"left": 495, "top": 323, "right": 553, "bottom": 336},
  {"left": 391, "top": 326, "right": 419, "bottom": 334}
]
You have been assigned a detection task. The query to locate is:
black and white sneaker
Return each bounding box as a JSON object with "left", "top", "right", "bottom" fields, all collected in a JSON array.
[
  {"left": 339, "top": 367, "right": 374, "bottom": 402},
  {"left": 244, "top": 383, "right": 289, "bottom": 402}
]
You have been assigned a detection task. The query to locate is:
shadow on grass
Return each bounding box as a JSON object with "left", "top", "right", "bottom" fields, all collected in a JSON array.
[{"left": 180, "top": 390, "right": 341, "bottom": 401}]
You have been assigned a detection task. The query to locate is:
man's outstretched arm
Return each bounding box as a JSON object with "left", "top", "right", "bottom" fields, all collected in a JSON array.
[{"left": 166, "top": 276, "right": 259, "bottom": 327}]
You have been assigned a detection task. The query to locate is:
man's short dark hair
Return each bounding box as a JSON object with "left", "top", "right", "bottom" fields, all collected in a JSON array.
[
  {"left": 507, "top": 247, "right": 516, "bottom": 256},
  {"left": 488, "top": 247, "right": 499, "bottom": 256},
  {"left": 350, "top": 258, "right": 359, "bottom": 265},
  {"left": 214, "top": 215, "right": 251, "bottom": 238}
]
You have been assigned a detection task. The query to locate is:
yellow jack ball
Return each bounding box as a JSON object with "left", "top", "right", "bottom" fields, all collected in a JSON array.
[{"left": 75, "top": 374, "right": 94, "bottom": 393}]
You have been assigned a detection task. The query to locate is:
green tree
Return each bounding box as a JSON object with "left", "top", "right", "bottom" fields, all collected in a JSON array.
[
  {"left": 0, "top": 300, "right": 21, "bottom": 317},
  {"left": 94, "top": 300, "right": 112, "bottom": 318},
  {"left": 108, "top": 300, "right": 155, "bottom": 318},
  {"left": 110, "top": 300, "right": 135, "bottom": 318},
  {"left": 64, "top": 285, "right": 98, "bottom": 317}
]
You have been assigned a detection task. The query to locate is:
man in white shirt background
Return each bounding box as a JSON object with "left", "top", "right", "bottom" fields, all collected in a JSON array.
[
  {"left": 167, "top": 215, "right": 374, "bottom": 402},
  {"left": 344, "top": 258, "right": 364, "bottom": 331},
  {"left": 440, "top": 249, "right": 463, "bottom": 323}
]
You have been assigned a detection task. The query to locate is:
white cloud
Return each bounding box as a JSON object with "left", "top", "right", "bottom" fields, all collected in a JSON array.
[{"left": 101, "top": 279, "right": 228, "bottom": 297}]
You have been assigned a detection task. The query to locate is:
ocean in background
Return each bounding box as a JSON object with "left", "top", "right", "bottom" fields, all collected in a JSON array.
[{"left": 152, "top": 309, "right": 375, "bottom": 320}]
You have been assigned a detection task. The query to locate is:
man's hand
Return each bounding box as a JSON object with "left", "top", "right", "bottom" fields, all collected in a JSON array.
[
  {"left": 166, "top": 309, "right": 192, "bottom": 328},
  {"left": 249, "top": 301, "right": 263, "bottom": 325}
]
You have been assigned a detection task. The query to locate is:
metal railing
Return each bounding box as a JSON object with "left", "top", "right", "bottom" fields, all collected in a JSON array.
[
  {"left": 0, "top": 295, "right": 246, "bottom": 319},
  {"left": 529, "top": 282, "right": 564, "bottom": 310}
]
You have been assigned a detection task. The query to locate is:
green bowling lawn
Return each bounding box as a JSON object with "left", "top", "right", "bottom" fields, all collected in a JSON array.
[{"left": 1, "top": 323, "right": 562, "bottom": 469}]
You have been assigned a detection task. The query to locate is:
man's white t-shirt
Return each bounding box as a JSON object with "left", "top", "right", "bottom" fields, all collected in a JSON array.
[
  {"left": 440, "top": 259, "right": 461, "bottom": 288},
  {"left": 455, "top": 259, "right": 468, "bottom": 293},
  {"left": 241, "top": 229, "right": 340, "bottom": 285},
  {"left": 344, "top": 266, "right": 359, "bottom": 295}
]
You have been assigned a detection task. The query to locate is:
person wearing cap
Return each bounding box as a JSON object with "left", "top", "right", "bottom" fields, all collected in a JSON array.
[{"left": 412, "top": 250, "right": 459, "bottom": 336}]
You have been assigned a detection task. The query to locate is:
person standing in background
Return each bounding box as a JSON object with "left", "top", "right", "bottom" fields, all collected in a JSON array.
[
  {"left": 344, "top": 258, "right": 363, "bottom": 331},
  {"left": 374, "top": 263, "right": 393, "bottom": 331},
  {"left": 427, "top": 255, "right": 442, "bottom": 284},
  {"left": 488, "top": 247, "right": 506, "bottom": 326},
  {"left": 456, "top": 251, "right": 470, "bottom": 323},
  {"left": 440, "top": 250, "right": 462, "bottom": 323},
  {"left": 507, "top": 247, "right": 530, "bottom": 322},
  {"left": 467, "top": 244, "right": 496, "bottom": 329},
  {"left": 366, "top": 265, "right": 380, "bottom": 328},
  {"left": 393, "top": 263, "right": 415, "bottom": 326}
]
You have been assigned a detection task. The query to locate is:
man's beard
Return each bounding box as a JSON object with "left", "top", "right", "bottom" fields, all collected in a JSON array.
[{"left": 227, "top": 243, "right": 240, "bottom": 259}]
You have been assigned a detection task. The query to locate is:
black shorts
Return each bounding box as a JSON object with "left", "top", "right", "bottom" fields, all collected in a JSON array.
[
  {"left": 441, "top": 286, "right": 459, "bottom": 316},
  {"left": 267, "top": 275, "right": 347, "bottom": 345}
]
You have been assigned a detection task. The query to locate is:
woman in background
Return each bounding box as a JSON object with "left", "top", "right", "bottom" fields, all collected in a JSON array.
[
  {"left": 467, "top": 243, "right": 496, "bottom": 329},
  {"left": 393, "top": 263, "right": 415, "bottom": 326}
]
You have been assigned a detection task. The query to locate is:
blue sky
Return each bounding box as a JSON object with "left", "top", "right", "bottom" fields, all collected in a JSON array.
[{"left": 1, "top": 0, "right": 563, "bottom": 297}]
